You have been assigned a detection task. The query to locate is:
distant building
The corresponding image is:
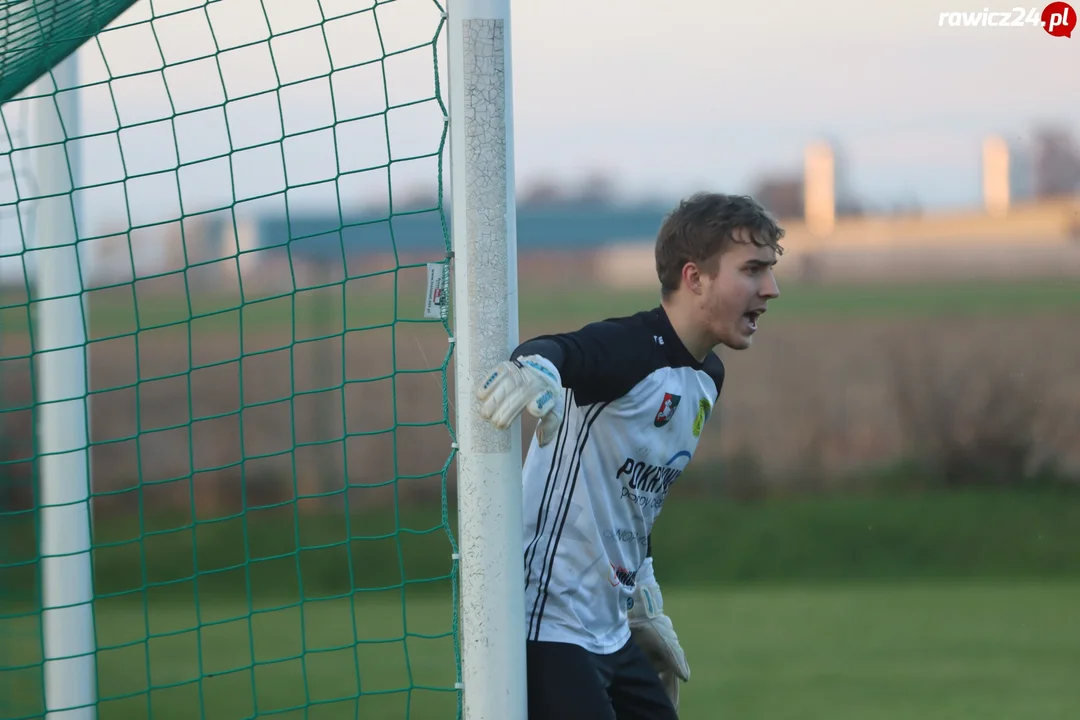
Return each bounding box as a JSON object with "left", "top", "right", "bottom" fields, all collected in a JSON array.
[
  {"left": 221, "top": 213, "right": 261, "bottom": 276},
  {"left": 804, "top": 141, "right": 835, "bottom": 236},
  {"left": 802, "top": 138, "right": 863, "bottom": 231},
  {"left": 982, "top": 135, "right": 1035, "bottom": 216},
  {"left": 246, "top": 202, "right": 673, "bottom": 263}
]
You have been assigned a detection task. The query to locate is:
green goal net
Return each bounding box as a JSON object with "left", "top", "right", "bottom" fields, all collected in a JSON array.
[
  {"left": 0, "top": 1, "right": 142, "bottom": 106},
  {"left": 1, "top": 0, "right": 466, "bottom": 718}
]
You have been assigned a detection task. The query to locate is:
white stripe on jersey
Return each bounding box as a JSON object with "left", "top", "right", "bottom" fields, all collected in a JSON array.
[{"left": 525, "top": 394, "right": 610, "bottom": 642}]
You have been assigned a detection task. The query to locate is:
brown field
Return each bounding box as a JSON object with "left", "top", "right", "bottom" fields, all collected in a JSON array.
[{"left": 3, "top": 305, "right": 1078, "bottom": 514}]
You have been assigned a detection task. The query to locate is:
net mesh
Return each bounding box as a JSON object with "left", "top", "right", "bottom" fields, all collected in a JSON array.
[
  {"left": 0, "top": 0, "right": 462, "bottom": 718},
  {"left": 0, "top": 0, "right": 142, "bottom": 105}
]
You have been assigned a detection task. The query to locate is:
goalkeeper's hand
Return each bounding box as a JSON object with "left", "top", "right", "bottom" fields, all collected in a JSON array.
[
  {"left": 628, "top": 566, "right": 690, "bottom": 711},
  {"left": 475, "top": 355, "right": 564, "bottom": 446}
]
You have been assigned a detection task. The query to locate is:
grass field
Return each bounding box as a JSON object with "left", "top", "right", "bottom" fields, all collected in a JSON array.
[
  {"left": 3, "top": 277, "right": 1080, "bottom": 341},
  {"left": 4, "top": 580, "right": 1080, "bottom": 719}
]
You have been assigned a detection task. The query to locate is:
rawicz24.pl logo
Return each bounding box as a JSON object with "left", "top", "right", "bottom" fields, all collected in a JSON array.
[{"left": 938, "top": 2, "right": 1076, "bottom": 36}]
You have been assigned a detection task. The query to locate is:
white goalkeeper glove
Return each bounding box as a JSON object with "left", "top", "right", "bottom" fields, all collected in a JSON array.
[
  {"left": 475, "top": 354, "right": 564, "bottom": 446},
  {"left": 628, "top": 558, "right": 690, "bottom": 711}
]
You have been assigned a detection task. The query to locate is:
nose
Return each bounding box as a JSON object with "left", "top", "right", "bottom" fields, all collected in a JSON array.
[{"left": 760, "top": 269, "right": 780, "bottom": 299}]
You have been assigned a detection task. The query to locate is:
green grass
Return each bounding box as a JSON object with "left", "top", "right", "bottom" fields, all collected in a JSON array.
[
  {"left": 648, "top": 487, "right": 1080, "bottom": 582},
  {"left": 5, "top": 491, "right": 1080, "bottom": 717},
  {"left": 2, "top": 591, "right": 460, "bottom": 720},
  {"left": 2, "top": 277, "right": 1079, "bottom": 341},
  {"left": 5, "top": 490, "right": 1080, "bottom": 604},
  {"left": 677, "top": 580, "right": 1080, "bottom": 719},
  {"left": 4, "top": 580, "right": 1080, "bottom": 719}
]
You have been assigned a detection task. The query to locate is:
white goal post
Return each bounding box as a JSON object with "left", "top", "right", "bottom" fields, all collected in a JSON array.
[
  {"left": 448, "top": 0, "right": 528, "bottom": 718},
  {"left": 30, "top": 50, "right": 97, "bottom": 720}
]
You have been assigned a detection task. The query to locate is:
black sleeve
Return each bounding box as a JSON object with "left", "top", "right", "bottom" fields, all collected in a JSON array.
[{"left": 511, "top": 320, "right": 652, "bottom": 405}]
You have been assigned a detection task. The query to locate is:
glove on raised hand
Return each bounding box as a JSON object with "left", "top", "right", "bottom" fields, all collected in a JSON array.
[
  {"left": 475, "top": 354, "right": 563, "bottom": 446},
  {"left": 628, "top": 557, "right": 690, "bottom": 711}
]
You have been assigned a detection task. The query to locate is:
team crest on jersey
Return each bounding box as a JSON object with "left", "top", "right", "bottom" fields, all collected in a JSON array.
[
  {"left": 653, "top": 393, "right": 681, "bottom": 427},
  {"left": 692, "top": 398, "right": 712, "bottom": 437}
]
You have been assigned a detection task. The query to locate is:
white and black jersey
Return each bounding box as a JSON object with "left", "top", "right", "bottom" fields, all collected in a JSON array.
[{"left": 512, "top": 306, "right": 725, "bottom": 655}]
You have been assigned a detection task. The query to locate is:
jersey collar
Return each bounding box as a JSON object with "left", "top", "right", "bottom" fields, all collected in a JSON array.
[{"left": 651, "top": 305, "right": 707, "bottom": 370}]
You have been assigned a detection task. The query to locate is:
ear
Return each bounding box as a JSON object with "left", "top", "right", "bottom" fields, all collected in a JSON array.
[{"left": 681, "top": 262, "right": 705, "bottom": 295}]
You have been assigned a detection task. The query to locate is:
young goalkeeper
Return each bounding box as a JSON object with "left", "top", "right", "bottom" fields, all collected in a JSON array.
[{"left": 476, "top": 192, "right": 784, "bottom": 719}]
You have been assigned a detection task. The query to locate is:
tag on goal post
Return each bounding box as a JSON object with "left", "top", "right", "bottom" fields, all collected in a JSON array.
[{"left": 424, "top": 261, "right": 449, "bottom": 320}]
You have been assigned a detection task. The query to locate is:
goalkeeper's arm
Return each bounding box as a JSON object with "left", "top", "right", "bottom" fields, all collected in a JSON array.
[
  {"left": 510, "top": 319, "right": 637, "bottom": 396},
  {"left": 476, "top": 320, "right": 641, "bottom": 443}
]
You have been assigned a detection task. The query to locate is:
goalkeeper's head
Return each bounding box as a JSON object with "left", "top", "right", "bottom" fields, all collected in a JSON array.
[{"left": 654, "top": 192, "right": 785, "bottom": 355}]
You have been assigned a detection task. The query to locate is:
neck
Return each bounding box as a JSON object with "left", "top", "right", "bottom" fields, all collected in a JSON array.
[{"left": 660, "top": 296, "right": 714, "bottom": 362}]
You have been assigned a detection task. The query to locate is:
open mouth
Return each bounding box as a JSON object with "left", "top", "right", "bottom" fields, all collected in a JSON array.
[{"left": 743, "top": 309, "right": 765, "bottom": 331}]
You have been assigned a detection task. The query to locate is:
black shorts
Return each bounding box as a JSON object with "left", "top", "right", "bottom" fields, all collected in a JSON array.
[{"left": 526, "top": 638, "right": 679, "bottom": 720}]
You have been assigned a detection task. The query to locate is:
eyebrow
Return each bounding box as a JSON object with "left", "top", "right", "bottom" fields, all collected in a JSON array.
[{"left": 743, "top": 258, "right": 777, "bottom": 268}]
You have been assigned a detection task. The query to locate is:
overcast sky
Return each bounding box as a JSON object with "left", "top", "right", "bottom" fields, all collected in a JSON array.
[{"left": 0, "top": 0, "right": 1076, "bottom": 260}]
